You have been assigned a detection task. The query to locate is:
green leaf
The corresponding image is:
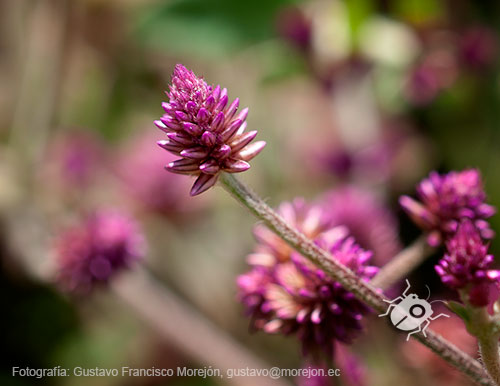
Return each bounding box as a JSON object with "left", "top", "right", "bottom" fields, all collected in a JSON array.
[{"left": 446, "top": 300, "right": 471, "bottom": 323}]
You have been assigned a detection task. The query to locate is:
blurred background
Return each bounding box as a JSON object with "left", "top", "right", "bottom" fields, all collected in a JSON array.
[{"left": 1, "top": 0, "right": 500, "bottom": 385}]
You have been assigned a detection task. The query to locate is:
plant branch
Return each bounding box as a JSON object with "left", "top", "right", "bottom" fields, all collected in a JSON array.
[
  {"left": 112, "top": 268, "right": 291, "bottom": 386},
  {"left": 371, "top": 235, "right": 435, "bottom": 290},
  {"left": 460, "top": 293, "right": 500, "bottom": 386},
  {"left": 220, "top": 173, "right": 492, "bottom": 386},
  {"left": 479, "top": 333, "right": 500, "bottom": 386}
]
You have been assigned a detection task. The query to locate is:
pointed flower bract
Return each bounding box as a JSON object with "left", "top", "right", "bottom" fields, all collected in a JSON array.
[
  {"left": 400, "top": 169, "right": 495, "bottom": 246},
  {"left": 156, "top": 64, "right": 266, "bottom": 196},
  {"left": 435, "top": 220, "right": 500, "bottom": 307}
]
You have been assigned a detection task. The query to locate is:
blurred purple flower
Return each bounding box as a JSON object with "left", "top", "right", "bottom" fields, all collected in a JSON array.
[
  {"left": 400, "top": 169, "right": 495, "bottom": 246},
  {"left": 276, "top": 6, "right": 312, "bottom": 52},
  {"left": 320, "top": 148, "right": 354, "bottom": 179},
  {"left": 404, "top": 51, "right": 458, "bottom": 106},
  {"left": 312, "top": 126, "right": 416, "bottom": 185},
  {"left": 250, "top": 199, "right": 336, "bottom": 267},
  {"left": 405, "top": 61, "right": 441, "bottom": 105},
  {"left": 238, "top": 200, "right": 377, "bottom": 358},
  {"left": 320, "top": 186, "right": 401, "bottom": 265},
  {"left": 460, "top": 27, "right": 498, "bottom": 70},
  {"left": 116, "top": 132, "right": 206, "bottom": 218},
  {"left": 435, "top": 220, "right": 500, "bottom": 307},
  {"left": 156, "top": 64, "right": 266, "bottom": 196},
  {"left": 55, "top": 209, "right": 145, "bottom": 293},
  {"left": 45, "top": 131, "right": 103, "bottom": 191},
  {"left": 335, "top": 344, "right": 367, "bottom": 386}
]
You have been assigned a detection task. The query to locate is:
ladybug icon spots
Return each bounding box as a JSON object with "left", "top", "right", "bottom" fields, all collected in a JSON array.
[{"left": 379, "top": 279, "right": 449, "bottom": 341}]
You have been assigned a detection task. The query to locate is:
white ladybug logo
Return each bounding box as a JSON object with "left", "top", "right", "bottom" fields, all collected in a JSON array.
[{"left": 379, "top": 279, "right": 449, "bottom": 341}]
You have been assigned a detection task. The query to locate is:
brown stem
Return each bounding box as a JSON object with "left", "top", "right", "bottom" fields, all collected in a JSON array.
[{"left": 220, "top": 173, "right": 492, "bottom": 386}]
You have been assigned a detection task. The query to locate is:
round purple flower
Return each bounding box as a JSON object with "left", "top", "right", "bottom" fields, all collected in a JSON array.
[
  {"left": 55, "top": 209, "right": 145, "bottom": 293},
  {"left": 156, "top": 64, "right": 266, "bottom": 196},
  {"left": 238, "top": 200, "right": 378, "bottom": 358},
  {"left": 435, "top": 220, "right": 500, "bottom": 307},
  {"left": 320, "top": 186, "right": 401, "bottom": 265},
  {"left": 400, "top": 169, "right": 496, "bottom": 246}
]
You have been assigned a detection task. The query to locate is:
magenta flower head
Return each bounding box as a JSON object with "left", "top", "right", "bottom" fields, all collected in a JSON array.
[
  {"left": 238, "top": 199, "right": 378, "bottom": 358},
  {"left": 435, "top": 220, "right": 500, "bottom": 307},
  {"left": 55, "top": 209, "right": 145, "bottom": 293},
  {"left": 320, "top": 186, "right": 401, "bottom": 265},
  {"left": 156, "top": 64, "right": 266, "bottom": 196},
  {"left": 399, "top": 169, "right": 496, "bottom": 246}
]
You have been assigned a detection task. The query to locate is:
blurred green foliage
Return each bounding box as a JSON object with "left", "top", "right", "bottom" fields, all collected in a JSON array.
[{"left": 135, "top": 0, "right": 302, "bottom": 56}]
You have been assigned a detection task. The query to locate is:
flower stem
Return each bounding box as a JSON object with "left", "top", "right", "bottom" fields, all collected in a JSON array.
[
  {"left": 112, "top": 268, "right": 292, "bottom": 386},
  {"left": 220, "top": 173, "right": 492, "bottom": 386},
  {"left": 461, "top": 293, "right": 500, "bottom": 386},
  {"left": 371, "top": 235, "right": 434, "bottom": 290},
  {"left": 479, "top": 335, "right": 500, "bottom": 386}
]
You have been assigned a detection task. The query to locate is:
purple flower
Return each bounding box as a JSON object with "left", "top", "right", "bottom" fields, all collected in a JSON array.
[
  {"left": 55, "top": 209, "right": 145, "bottom": 293},
  {"left": 250, "top": 199, "right": 338, "bottom": 267},
  {"left": 435, "top": 220, "right": 500, "bottom": 307},
  {"left": 400, "top": 169, "right": 496, "bottom": 246},
  {"left": 44, "top": 131, "right": 103, "bottom": 191},
  {"left": 276, "top": 6, "right": 312, "bottom": 52},
  {"left": 156, "top": 64, "right": 266, "bottom": 196},
  {"left": 460, "top": 27, "right": 498, "bottom": 70},
  {"left": 116, "top": 132, "right": 206, "bottom": 218},
  {"left": 405, "top": 61, "right": 442, "bottom": 105},
  {"left": 404, "top": 51, "right": 458, "bottom": 106},
  {"left": 238, "top": 199, "right": 377, "bottom": 358},
  {"left": 320, "top": 186, "right": 401, "bottom": 265}
]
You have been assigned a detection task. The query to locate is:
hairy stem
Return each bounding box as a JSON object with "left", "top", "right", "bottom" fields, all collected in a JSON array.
[
  {"left": 479, "top": 335, "right": 500, "bottom": 386},
  {"left": 461, "top": 294, "right": 500, "bottom": 386},
  {"left": 371, "top": 235, "right": 434, "bottom": 290},
  {"left": 220, "top": 173, "right": 492, "bottom": 386}
]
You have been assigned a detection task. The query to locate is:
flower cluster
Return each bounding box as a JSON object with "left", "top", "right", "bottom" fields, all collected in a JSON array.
[
  {"left": 320, "top": 186, "right": 401, "bottom": 265},
  {"left": 399, "top": 169, "right": 495, "bottom": 246},
  {"left": 404, "top": 26, "right": 497, "bottom": 105},
  {"left": 402, "top": 168, "right": 499, "bottom": 307},
  {"left": 238, "top": 199, "right": 378, "bottom": 358},
  {"left": 156, "top": 64, "right": 266, "bottom": 196},
  {"left": 435, "top": 220, "right": 500, "bottom": 307},
  {"left": 55, "top": 209, "right": 145, "bottom": 293}
]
